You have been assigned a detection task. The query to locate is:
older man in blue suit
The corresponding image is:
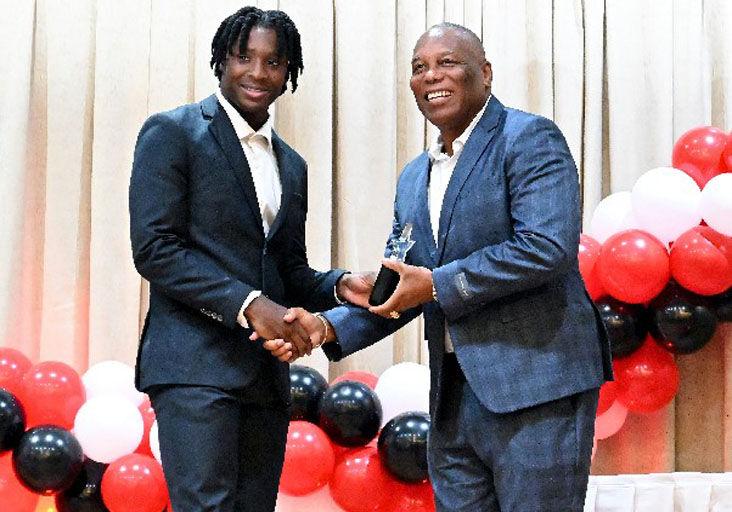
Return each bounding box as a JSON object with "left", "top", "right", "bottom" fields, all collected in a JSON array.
[{"left": 268, "top": 22, "right": 613, "bottom": 511}]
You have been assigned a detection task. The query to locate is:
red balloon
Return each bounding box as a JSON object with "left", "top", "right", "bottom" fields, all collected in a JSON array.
[
  {"left": 722, "top": 132, "right": 732, "bottom": 171},
  {"left": 0, "top": 347, "right": 32, "bottom": 399},
  {"left": 331, "top": 371, "right": 379, "bottom": 390},
  {"left": 279, "top": 421, "right": 335, "bottom": 496},
  {"left": 675, "top": 161, "right": 726, "bottom": 190},
  {"left": 596, "top": 381, "right": 618, "bottom": 416},
  {"left": 20, "top": 361, "right": 85, "bottom": 430},
  {"left": 598, "top": 230, "right": 670, "bottom": 304},
  {"left": 614, "top": 337, "right": 680, "bottom": 414},
  {"left": 101, "top": 454, "right": 168, "bottom": 512},
  {"left": 0, "top": 452, "right": 39, "bottom": 512},
  {"left": 672, "top": 126, "right": 728, "bottom": 187},
  {"left": 135, "top": 396, "right": 156, "bottom": 457},
  {"left": 387, "top": 480, "right": 435, "bottom": 512},
  {"left": 330, "top": 447, "right": 394, "bottom": 512},
  {"left": 578, "top": 234, "right": 606, "bottom": 300},
  {"left": 670, "top": 226, "right": 732, "bottom": 296}
]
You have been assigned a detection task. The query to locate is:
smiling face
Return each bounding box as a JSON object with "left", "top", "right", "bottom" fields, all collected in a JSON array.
[
  {"left": 219, "top": 26, "right": 288, "bottom": 130},
  {"left": 410, "top": 26, "right": 492, "bottom": 143}
]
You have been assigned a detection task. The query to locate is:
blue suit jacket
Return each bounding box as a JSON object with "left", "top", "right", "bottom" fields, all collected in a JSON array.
[
  {"left": 129, "top": 94, "right": 345, "bottom": 400},
  {"left": 323, "top": 96, "right": 612, "bottom": 414}
]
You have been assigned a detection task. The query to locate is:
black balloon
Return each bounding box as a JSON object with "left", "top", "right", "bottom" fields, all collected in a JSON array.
[
  {"left": 713, "top": 290, "right": 732, "bottom": 322},
  {"left": 377, "top": 412, "right": 430, "bottom": 483},
  {"left": 289, "top": 364, "right": 328, "bottom": 423},
  {"left": 55, "top": 460, "right": 109, "bottom": 512},
  {"left": 13, "top": 425, "right": 84, "bottom": 494},
  {"left": 595, "top": 298, "right": 648, "bottom": 357},
  {"left": 0, "top": 388, "right": 25, "bottom": 452},
  {"left": 650, "top": 287, "right": 718, "bottom": 355},
  {"left": 318, "top": 381, "right": 382, "bottom": 447}
]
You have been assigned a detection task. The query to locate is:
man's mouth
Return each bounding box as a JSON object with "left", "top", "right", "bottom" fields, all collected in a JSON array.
[
  {"left": 240, "top": 84, "right": 270, "bottom": 98},
  {"left": 425, "top": 90, "right": 452, "bottom": 101}
]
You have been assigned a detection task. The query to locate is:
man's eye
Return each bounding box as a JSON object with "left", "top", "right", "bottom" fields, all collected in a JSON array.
[
  {"left": 412, "top": 63, "right": 425, "bottom": 75},
  {"left": 441, "top": 59, "right": 455, "bottom": 66},
  {"left": 268, "top": 59, "right": 281, "bottom": 67},
  {"left": 237, "top": 55, "right": 249, "bottom": 63}
]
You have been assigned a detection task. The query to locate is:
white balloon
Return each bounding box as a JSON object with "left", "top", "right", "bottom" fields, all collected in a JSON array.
[
  {"left": 701, "top": 173, "right": 732, "bottom": 236},
  {"left": 374, "top": 362, "right": 430, "bottom": 427},
  {"left": 82, "top": 360, "right": 145, "bottom": 406},
  {"left": 588, "top": 192, "right": 638, "bottom": 243},
  {"left": 150, "top": 420, "right": 161, "bottom": 463},
  {"left": 631, "top": 167, "right": 702, "bottom": 245},
  {"left": 73, "top": 396, "right": 144, "bottom": 463},
  {"left": 594, "top": 400, "right": 628, "bottom": 440}
]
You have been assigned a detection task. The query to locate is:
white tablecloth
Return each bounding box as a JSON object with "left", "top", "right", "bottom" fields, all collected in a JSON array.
[
  {"left": 585, "top": 473, "right": 732, "bottom": 511},
  {"left": 276, "top": 472, "right": 732, "bottom": 511}
]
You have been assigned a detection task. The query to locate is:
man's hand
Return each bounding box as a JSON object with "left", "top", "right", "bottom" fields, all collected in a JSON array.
[
  {"left": 336, "top": 272, "right": 377, "bottom": 308},
  {"left": 262, "top": 307, "right": 329, "bottom": 363},
  {"left": 246, "top": 296, "right": 313, "bottom": 358},
  {"left": 369, "top": 259, "right": 433, "bottom": 318},
  {"left": 262, "top": 339, "right": 296, "bottom": 363}
]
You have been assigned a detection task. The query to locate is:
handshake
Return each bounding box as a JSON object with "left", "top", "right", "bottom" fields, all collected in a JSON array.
[
  {"left": 245, "top": 260, "right": 435, "bottom": 363},
  {"left": 256, "top": 307, "right": 329, "bottom": 363},
  {"left": 245, "top": 271, "right": 376, "bottom": 363}
]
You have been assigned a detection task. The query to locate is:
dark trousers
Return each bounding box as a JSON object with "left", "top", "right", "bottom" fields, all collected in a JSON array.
[
  {"left": 148, "top": 375, "right": 290, "bottom": 512},
  {"left": 429, "top": 354, "right": 598, "bottom": 512}
]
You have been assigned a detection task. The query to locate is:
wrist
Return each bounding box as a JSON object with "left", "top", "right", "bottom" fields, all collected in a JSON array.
[
  {"left": 424, "top": 268, "right": 436, "bottom": 304},
  {"left": 312, "top": 313, "right": 332, "bottom": 346},
  {"left": 334, "top": 272, "right": 351, "bottom": 305}
]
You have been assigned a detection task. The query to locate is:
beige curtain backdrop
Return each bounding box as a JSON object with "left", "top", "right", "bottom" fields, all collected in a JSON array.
[{"left": 1, "top": 0, "right": 731, "bottom": 475}]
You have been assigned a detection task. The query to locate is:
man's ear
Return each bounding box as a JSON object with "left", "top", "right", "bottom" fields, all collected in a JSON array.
[{"left": 482, "top": 61, "right": 493, "bottom": 88}]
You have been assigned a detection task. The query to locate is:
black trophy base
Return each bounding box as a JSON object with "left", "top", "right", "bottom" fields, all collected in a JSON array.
[{"left": 369, "top": 265, "right": 400, "bottom": 306}]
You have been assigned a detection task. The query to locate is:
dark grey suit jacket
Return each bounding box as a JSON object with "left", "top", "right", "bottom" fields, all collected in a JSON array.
[
  {"left": 129, "top": 94, "right": 344, "bottom": 402},
  {"left": 323, "top": 96, "right": 612, "bottom": 414}
]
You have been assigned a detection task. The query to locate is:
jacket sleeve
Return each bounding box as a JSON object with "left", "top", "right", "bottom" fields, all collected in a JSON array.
[
  {"left": 129, "top": 113, "right": 253, "bottom": 328},
  {"left": 433, "top": 116, "right": 581, "bottom": 322},
  {"left": 321, "top": 305, "right": 420, "bottom": 361}
]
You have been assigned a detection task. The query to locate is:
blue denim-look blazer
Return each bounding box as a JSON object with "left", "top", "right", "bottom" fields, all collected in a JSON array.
[{"left": 323, "top": 96, "right": 613, "bottom": 414}]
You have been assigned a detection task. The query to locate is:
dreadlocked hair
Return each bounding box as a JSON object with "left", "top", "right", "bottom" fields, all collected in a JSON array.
[{"left": 210, "top": 6, "right": 304, "bottom": 94}]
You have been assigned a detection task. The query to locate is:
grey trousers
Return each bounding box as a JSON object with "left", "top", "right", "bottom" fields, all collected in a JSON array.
[
  {"left": 149, "top": 379, "right": 289, "bottom": 512},
  {"left": 429, "top": 354, "right": 599, "bottom": 512}
]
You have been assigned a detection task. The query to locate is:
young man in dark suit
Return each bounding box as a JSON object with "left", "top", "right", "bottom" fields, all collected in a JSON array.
[
  {"left": 268, "top": 23, "right": 613, "bottom": 512},
  {"left": 129, "top": 7, "right": 370, "bottom": 512}
]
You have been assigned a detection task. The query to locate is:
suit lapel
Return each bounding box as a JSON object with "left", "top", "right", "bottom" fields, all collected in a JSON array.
[
  {"left": 202, "top": 95, "right": 264, "bottom": 237},
  {"left": 412, "top": 154, "right": 438, "bottom": 266},
  {"left": 436, "top": 96, "right": 504, "bottom": 263},
  {"left": 266, "top": 132, "right": 295, "bottom": 242}
]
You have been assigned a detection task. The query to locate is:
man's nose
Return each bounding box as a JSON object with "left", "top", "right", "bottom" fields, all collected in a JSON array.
[
  {"left": 424, "top": 66, "right": 441, "bottom": 82},
  {"left": 248, "top": 59, "right": 266, "bottom": 79}
]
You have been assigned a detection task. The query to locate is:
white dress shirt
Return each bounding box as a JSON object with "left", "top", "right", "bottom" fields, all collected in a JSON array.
[
  {"left": 427, "top": 97, "right": 490, "bottom": 352},
  {"left": 215, "top": 90, "right": 281, "bottom": 328}
]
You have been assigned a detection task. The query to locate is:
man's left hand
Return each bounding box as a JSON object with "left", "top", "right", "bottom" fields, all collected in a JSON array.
[
  {"left": 369, "top": 259, "right": 433, "bottom": 318},
  {"left": 336, "top": 271, "right": 376, "bottom": 308}
]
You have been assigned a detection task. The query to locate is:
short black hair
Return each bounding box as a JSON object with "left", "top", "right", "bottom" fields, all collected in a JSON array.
[{"left": 210, "top": 6, "right": 304, "bottom": 93}]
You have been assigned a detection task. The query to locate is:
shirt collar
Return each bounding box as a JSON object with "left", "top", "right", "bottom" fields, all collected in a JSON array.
[
  {"left": 428, "top": 95, "right": 491, "bottom": 162},
  {"left": 215, "top": 89, "right": 273, "bottom": 145}
]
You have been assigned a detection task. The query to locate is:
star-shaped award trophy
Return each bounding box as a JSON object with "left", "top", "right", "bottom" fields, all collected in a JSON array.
[{"left": 368, "top": 223, "right": 416, "bottom": 306}]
